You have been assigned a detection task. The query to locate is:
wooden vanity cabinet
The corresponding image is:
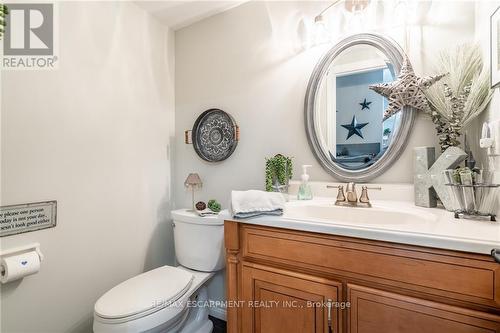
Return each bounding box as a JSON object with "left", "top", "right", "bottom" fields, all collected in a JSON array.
[{"left": 225, "top": 221, "right": 500, "bottom": 333}]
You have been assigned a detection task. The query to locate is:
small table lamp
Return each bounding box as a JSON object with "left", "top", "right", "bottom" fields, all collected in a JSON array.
[{"left": 184, "top": 173, "right": 203, "bottom": 211}]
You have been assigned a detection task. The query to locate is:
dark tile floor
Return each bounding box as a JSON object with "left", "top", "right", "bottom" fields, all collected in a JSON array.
[{"left": 209, "top": 315, "right": 227, "bottom": 333}]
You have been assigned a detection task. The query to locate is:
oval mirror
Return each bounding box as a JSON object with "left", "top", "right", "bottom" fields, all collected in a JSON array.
[{"left": 305, "top": 34, "right": 415, "bottom": 182}]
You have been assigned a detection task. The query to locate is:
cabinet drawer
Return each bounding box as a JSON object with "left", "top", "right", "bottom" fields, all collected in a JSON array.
[
  {"left": 241, "top": 225, "right": 500, "bottom": 307},
  {"left": 347, "top": 284, "right": 500, "bottom": 333}
]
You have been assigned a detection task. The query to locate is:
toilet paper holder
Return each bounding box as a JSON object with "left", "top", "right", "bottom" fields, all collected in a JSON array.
[{"left": 0, "top": 243, "right": 44, "bottom": 275}]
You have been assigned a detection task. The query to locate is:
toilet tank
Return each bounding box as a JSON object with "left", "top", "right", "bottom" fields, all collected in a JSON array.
[{"left": 171, "top": 209, "right": 225, "bottom": 272}]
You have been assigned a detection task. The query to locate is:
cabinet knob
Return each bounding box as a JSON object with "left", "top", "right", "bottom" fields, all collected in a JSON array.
[{"left": 491, "top": 249, "right": 500, "bottom": 263}]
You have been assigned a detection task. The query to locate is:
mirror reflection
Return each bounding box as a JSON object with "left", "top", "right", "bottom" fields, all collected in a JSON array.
[{"left": 315, "top": 44, "right": 401, "bottom": 170}]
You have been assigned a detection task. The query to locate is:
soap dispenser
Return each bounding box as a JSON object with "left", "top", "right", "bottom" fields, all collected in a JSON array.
[{"left": 297, "top": 165, "right": 313, "bottom": 200}]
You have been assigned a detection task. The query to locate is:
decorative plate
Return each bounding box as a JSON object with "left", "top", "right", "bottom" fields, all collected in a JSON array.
[{"left": 191, "top": 109, "right": 239, "bottom": 162}]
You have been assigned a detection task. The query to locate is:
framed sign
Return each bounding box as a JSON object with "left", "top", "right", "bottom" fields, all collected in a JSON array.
[
  {"left": 0, "top": 201, "right": 57, "bottom": 237},
  {"left": 491, "top": 6, "right": 500, "bottom": 88}
]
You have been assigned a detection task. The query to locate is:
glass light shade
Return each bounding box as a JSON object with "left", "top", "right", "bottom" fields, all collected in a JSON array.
[
  {"left": 344, "top": 0, "right": 370, "bottom": 13},
  {"left": 313, "top": 15, "right": 329, "bottom": 45}
]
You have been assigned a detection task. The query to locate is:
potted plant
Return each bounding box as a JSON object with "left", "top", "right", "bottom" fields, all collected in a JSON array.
[
  {"left": 265, "top": 154, "right": 293, "bottom": 194},
  {"left": 382, "top": 128, "right": 391, "bottom": 147}
]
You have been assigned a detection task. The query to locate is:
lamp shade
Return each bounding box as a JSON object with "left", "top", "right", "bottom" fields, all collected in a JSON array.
[{"left": 184, "top": 173, "right": 202, "bottom": 188}]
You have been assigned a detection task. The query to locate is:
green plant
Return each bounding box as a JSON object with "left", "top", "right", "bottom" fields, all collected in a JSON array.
[
  {"left": 383, "top": 128, "right": 391, "bottom": 136},
  {"left": 207, "top": 199, "right": 221, "bottom": 213},
  {"left": 265, "top": 154, "right": 293, "bottom": 192},
  {"left": 0, "top": 4, "right": 9, "bottom": 40},
  {"left": 452, "top": 167, "right": 479, "bottom": 184},
  {"left": 425, "top": 44, "right": 493, "bottom": 152}
]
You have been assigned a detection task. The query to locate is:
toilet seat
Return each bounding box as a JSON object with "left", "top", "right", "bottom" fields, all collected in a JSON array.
[
  {"left": 93, "top": 267, "right": 214, "bottom": 333},
  {"left": 94, "top": 266, "right": 194, "bottom": 323}
]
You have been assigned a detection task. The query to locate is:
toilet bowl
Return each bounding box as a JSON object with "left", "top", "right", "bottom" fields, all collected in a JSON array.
[{"left": 93, "top": 209, "right": 225, "bottom": 333}]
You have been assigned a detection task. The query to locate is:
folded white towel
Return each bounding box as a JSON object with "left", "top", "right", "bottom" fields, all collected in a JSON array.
[{"left": 231, "top": 190, "right": 286, "bottom": 219}]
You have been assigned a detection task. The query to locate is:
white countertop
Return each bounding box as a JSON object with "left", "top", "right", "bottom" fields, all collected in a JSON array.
[{"left": 224, "top": 197, "right": 500, "bottom": 255}]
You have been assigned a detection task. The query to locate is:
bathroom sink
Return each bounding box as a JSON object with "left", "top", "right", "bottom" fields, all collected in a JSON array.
[{"left": 284, "top": 202, "right": 436, "bottom": 226}]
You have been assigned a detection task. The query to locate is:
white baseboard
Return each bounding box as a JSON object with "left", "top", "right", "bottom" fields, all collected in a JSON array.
[{"left": 209, "top": 306, "right": 227, "bottom": 321}]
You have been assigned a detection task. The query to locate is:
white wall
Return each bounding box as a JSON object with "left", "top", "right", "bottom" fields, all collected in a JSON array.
[
  {"left": 473, "top": 0, "right": 500, "bottom": 217},
  {"left": 0, "top": 2, "right": 175, "bottom": 332},
  {"left": 174, "top": 0, "right": 477, "bottom": 317}
]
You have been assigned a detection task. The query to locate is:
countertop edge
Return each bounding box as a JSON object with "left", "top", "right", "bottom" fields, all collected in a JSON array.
[{"left": 224, "top": 217, "right": 499, "bottom": 256}]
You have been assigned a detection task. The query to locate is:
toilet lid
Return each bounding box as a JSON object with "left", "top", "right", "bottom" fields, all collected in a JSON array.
[{"left": 94, "top": 266, "right": 194, "bottom": 320}]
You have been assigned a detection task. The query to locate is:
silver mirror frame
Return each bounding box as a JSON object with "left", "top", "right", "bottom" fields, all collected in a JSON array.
[{"left": 304, "top": 33, "right": 415, "bottom": 182}]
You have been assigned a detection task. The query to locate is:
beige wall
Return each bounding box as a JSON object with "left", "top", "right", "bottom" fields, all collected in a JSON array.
[{"left": 0, "top": 2, "right": 175, "bottom": 332}]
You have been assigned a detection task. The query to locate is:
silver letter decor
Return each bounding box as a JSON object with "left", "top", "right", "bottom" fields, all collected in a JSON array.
[{"left": 414, "top": 146, "right": 467, "bottom": 208}]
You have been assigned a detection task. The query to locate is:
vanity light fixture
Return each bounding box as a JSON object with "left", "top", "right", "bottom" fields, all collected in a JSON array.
[
  {"left": 184, "top": 173, "right": 203, "bottom": 211},
  {"left": 313, "top": 0, "right": 341, "bottom": 30},
  {"left": 313, "top": 0, "right": 371, "bottom": 44},
  {"left": 314, "top": 0, "right": 370, "bottom": 23}
]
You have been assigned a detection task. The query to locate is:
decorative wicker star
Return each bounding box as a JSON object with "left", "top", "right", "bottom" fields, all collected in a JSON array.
[{"left": 369, "top": 57, "right": 446, "bottom": 121}]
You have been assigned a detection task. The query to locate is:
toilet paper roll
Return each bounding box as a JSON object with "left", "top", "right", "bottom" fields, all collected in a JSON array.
[{"left": 1, "top": 251, "right": 41, "bottom": 283}]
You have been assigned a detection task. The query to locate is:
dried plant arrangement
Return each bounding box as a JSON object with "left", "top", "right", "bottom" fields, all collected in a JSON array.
[
  {"left": 425, "top": 44, "right": 493, "bottom": 152},
  {"left": 0, "top": 4, "right": 8, "bottom": 40}
]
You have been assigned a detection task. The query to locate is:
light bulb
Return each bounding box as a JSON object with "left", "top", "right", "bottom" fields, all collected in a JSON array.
[
  {"left": 315, "top": 14, "right": 325, "bottom": 25},
  {"left": 313, "top": 14, "right": 329, "bottom": 45}
]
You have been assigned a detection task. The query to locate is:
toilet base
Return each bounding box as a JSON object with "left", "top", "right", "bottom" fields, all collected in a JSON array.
[
  {"left": 94, "top": 267, "right": 215, "bottom": 333},
  {"left": 178, "top": 286, "right": 213, "bottom": 333},
  {"left": 180, "top": 320, "right": 212, "bottom": 333}
]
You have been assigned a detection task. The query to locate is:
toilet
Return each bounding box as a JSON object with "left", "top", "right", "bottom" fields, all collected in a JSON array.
[{"left": 93, "top": 209, "right": 225, "bottom": 333}]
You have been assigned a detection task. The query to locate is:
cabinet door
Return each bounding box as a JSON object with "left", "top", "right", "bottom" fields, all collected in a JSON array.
[
  {"left": 347, "top": 284, "right": 500, "bottom": 333},
  {"left": 241, "top": 263, "right": 342, "bottom": 333}
]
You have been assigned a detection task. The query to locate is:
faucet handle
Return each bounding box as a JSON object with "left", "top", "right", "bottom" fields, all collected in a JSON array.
[
  {"left": 336, "top": 185, "right": 346, "bottom": 202},
  {"left": 326, "top": 185, "right": 346, "bottom": 203},
  {"left": 359, "top": 185, "right": 381, "bottom": 205}
]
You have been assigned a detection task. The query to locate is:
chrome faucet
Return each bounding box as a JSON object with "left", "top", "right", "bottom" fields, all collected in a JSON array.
[
  {"left": 327, "top": 183, "right": 381, "bottom": 207},
  {"left": 345, "top": 182, "right": 357, "bottom": 203}
]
